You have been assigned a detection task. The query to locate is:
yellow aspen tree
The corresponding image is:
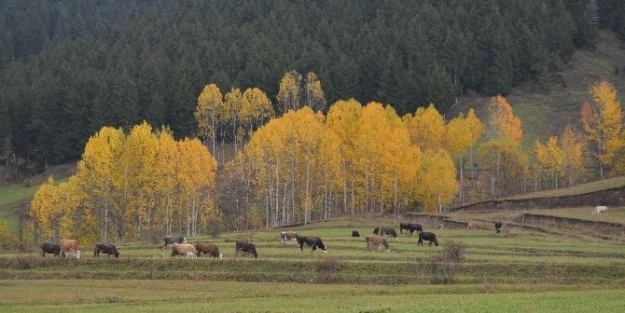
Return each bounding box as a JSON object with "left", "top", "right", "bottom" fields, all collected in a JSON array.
[
  {"left": 479, "top": 139, "right": 528, "bottom": 197},
  {"left": 325, "top": 99, "right": 363, "bottom": 214},
  {"left": 76, "top": 126, "right": 124, "bottom": 242},
  {"left": 465, "top": 108, "right": 484, "bottom": 182},
  {"left": 58, "top": 176, "right": 97, "bottom": 243},
  {"left": 123, "top": 122, "right": 159, "bottom": 241},
  {"left": 383, "top": 105, "right": 421, "bottom": 214},
  {"left": 318, "top": 113, "right": 343, "bottom": 219},
  {"left": 243, "top": 115, "right": 290, "bottom": 227},
  {"left": 535, "top": 136, "right": 564, "bottom": 189},
  {"left": 293, "top": 107, "right": 324, "bottom": 224},
  {"left": 405, "top": 103, "right": 446, "bottom": 151},
  {"left": 355, "top": 102, "right": 392, "bottom": 213},
  {"left": 30, "top": 177, "right": 63, "bottom": 240},
  {"left": 532, "top": 139, "right": 548, "bottom": 191},
  {"left": 241, "top": 87, "right": 274, "bottom": 139},
  {"left": 560, "top": 125, "right": 585, "bottom": 186},
  {"left": 486, "top": 95, "right": 522, "bottom": 148},
  {"left": 195, "top": 83, "right": 223, "bottom": 156},
  {"left": 482, "top": 95, "right": 524, "bottom": 195},
  {"left": 416, "top": 149, "right": 458, "bottom": 212},
  {"left": 303, "top": 72, "right": 327, "bottom": 112},
  {"left": 224, "top": 87, "right": 244, "bottom": 155},
  {"left": 277, "top": 70, "right": 302, "bottom": 114},
  {"left": 446, "top": 113, "right": 472, "bottom": 204},
  {"left": 153, "top": 128, "right": 180, "bottom": 235},
  {"left": 176, "top": 138, "right": 217, "bottom": 236},
  {"left": 580, "top": 80, "right": 623, "bottom": 178}
]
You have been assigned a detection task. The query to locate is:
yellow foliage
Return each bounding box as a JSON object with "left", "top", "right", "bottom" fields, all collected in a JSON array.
[
  {"left": 581, "top": 80, "right": 623, "bottom": 177},
  {"left": 405, "top": 104, "right": 446, "bottom": 151},
  {"left": 486, "top": 95, "right": 522, "bottom": 147}
]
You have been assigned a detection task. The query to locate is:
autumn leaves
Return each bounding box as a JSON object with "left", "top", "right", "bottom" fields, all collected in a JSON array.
[
  {"left": 29, "top": 74, "right": 623, "bottom": 241},
  {"left": 30, "top": 123, "right": 219, "bottom": 244}
]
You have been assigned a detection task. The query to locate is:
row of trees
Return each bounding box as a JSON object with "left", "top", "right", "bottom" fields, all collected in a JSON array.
[
  {"left": 3, "top": 0, "right": 623, "bottom": 175},
  {"left": 30, "top": 123, "right": 219, "bottom": 244},
  {"left": 29, "top": 78, "right": 623, "bottom": 241}
]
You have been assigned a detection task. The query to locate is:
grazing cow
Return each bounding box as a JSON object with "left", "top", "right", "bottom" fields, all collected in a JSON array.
[
  {"left": 417, "top": 232, "right": 439, "bottom": 247},
  {"left": 592, "top": 206, "right": 608, "bottom": 215},
  {"left": 235, "top": 241, "right": 258, "bottom": 258},
  {"left": 59, "top": 239, "right": 81, "bottom": 258},
  {"left": 351, "top": 230, "right": 361, "bottom": 237},
  {"left": 406, "top": 223, "right": 423, "bottom": 234},
  {"left": 171, "top": 243, "right": 197, "bottom": 259},
  {"left": 279, "top": 231, "right": 298, "bottom": 245},
  {"left": 365, "top": 235, "right": 390, "bottom": 252},
  {"left": 296, "top": 235, "right": 327, "bottom": 253},
  {"left": 399, "top": 222, "right": 410, "bottom": 234},
  {"left": 196, "top": 242, "right": 222, "bottom": 258},
  {"left": 468, "top": 221, "right": 478, "bottom": 230},
  {"left": 494, "top": 220, "right": 503, "bottom": 233},
  {"left": 94, "top": 243, "right": 120, "bottom": 258},
  {"left": 380, "top": 227, "right": 398, "bottom": 239},
  {"left": 162, "top": 236, "right": 186, "bottom": 250},
  {"left": 373, "top": 227, "right": 380, "bottom": 235},
  {"left": 40, "top": 243, "right": 62, "bottom": 257}
]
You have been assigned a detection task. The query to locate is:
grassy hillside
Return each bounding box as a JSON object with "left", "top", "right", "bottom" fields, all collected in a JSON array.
[{"left": 450, "top": 30, "right": 625, "bottom": 151}]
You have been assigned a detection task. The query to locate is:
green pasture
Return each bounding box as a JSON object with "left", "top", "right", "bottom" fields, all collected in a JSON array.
[
  {"left": 1, "top": 218, "right": 625, "bottom": 312},
  {"left": 1, "top": 280, "right": 624, "bottom": 313}
]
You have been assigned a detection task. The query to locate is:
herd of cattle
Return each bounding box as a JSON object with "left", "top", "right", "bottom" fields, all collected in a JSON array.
[{"left": 39, "top": 220, "right": 505, "bottom": 259}]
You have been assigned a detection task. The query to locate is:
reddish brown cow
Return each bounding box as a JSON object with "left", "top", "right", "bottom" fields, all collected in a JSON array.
[
  {"left": 365, "top": 235, "right": 390, "bottom": 252},
  {"left": 196, "top": 242, "right": 222, "bottom": 258},
  {"left": 60, "top": 239, "right": 81, "bottom": 258},
  {"left": 279, "top": 231, "right": 298, "bottom": 245}
]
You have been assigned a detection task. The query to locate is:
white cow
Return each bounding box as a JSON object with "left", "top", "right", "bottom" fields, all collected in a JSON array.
[{"left": 592, "top": 206, "right": 608, "bottom": 215}]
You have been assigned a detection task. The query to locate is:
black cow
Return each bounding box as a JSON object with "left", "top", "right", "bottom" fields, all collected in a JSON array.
[
  {"left": 380, "top": 227, "right": 398, "bottom": 239},
  {"left": 41, "top": 243, "right": 62, "bottom": 257},
  {"left": 235, "top": 241, "right": 258, "bottom": 258},
  {"left": 399, "top": 222, "right": 410, "bottom": 234},
  {"left": 162, "top": 236, "right": 186, "bottom": 250},
  {"left": 418, "top": 232, "right": 439, "bottom": 246},
  {"left": 495, "top": 220, "right": 503, "bottom": 233},
  {"left": 351, "top": 230, "right": 360, "bottom": 237},
  {"left": 373, "top": 227, "right": 380, "bottom": 235},
  {"left": 296, "top": 235, "right": 328, "bottom": 253},
  {"left": 406, "top": 223, "right": 423, "bottom": 234},
  {"left": 94, "top": 243, "right": 120, "bottom": 258}
]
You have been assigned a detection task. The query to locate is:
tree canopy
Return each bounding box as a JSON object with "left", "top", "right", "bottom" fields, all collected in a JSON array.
[{"left": 2, "top": 0, "right": 621, "bottom": 173}]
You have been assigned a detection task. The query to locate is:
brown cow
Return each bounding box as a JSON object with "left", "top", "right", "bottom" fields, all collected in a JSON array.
[
  {"left": 59, "top": 239, "right": 81, "bottom": 258},
  {"left": 196, "top": 242, "right": 222, "bottom": 258},
  {"left": 279, "top": 231, "right": 298, "bottom": 245},
  {"left": 171, "top": 243, "right": 197, "bottom": 259},
  {"left": 365, "top": 235, "right": 390, "bottom": 252},
  {"left": 468, "top": 221, "right": 478, "bottom": 230}
]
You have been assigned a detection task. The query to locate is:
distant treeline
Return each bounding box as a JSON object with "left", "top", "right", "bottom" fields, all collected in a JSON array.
[{"left": 0, "top": 0, "right": 623, "bottom": 174}]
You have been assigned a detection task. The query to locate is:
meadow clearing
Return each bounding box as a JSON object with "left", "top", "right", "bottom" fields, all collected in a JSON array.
[{"left": 1, "top": 213, "right": 624, "bottom": 312}]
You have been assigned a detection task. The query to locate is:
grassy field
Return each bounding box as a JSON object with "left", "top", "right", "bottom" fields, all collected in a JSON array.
[{"left": 1, "top": 217, "right": 625, "bottom": 312}]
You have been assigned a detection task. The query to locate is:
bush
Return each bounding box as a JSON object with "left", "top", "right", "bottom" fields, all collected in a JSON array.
[
  {"left": 312, "top": 256, "right": 346, "bottom": 283},
  {"left": 427, "top": 240, "right": 466, "bottom": 284}
]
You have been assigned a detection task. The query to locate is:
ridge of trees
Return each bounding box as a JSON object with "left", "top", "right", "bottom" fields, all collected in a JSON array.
[
  {"left": 29, "top": 76, "right": 625, "bottom": 241},
  {"left": 2, "top": 0, "right": 624, "bottom": 174}
]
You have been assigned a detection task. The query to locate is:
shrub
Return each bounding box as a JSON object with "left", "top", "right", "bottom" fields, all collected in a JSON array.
[
  {"left": 427, "top": 240, "right": 466, "bottom": 284},
  {"left": 312, "top": 256, "right": 346, "bottom": 284}
]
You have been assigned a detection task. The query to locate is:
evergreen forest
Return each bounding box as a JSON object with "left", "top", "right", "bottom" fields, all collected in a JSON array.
[{"left": 2, "top": 0, "right": 625, "bottom": 174}]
